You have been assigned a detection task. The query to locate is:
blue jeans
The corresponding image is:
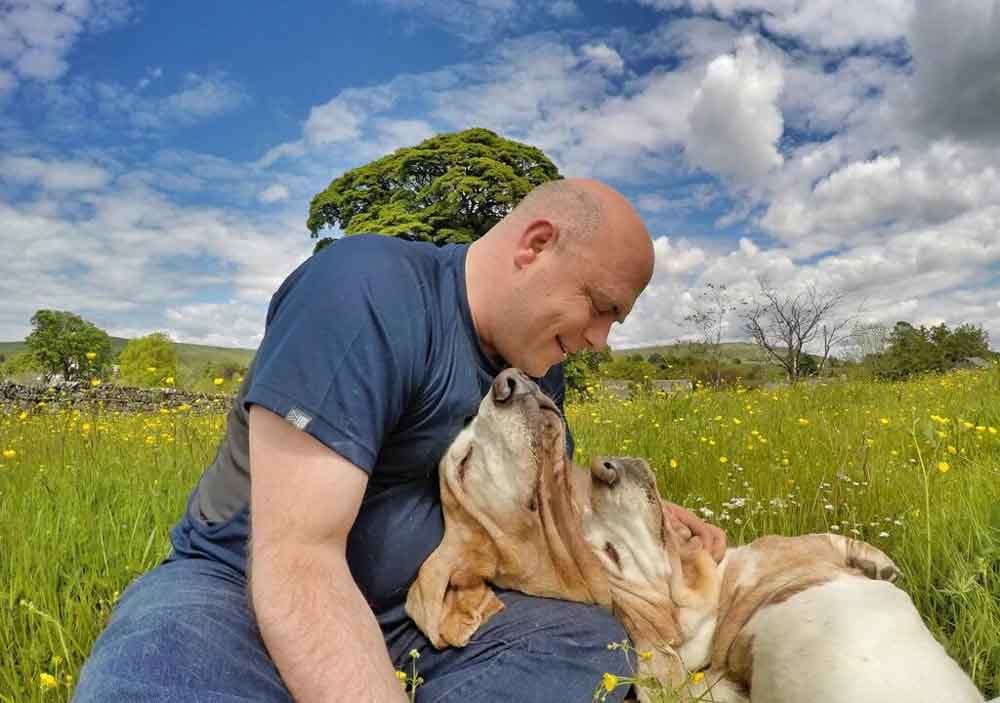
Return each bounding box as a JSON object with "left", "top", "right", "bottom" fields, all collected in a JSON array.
[{"left": 72, "top": 555, "right": 630, "bottom": 702}]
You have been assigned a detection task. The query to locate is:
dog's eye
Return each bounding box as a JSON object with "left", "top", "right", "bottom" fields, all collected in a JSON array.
[{"left": 604, "top": 542, "right": 622, "bottom": 569}]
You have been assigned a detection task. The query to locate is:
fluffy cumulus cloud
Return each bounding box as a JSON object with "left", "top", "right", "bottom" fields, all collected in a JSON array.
[
  {"left": 0, "top": 172, "right": 310, "bottom": 344},
  {"left": 685, "top": 37, "right": 784, "bottom": 183},
  {"left": 0, "top": 0, "right": 133, "bottom": 90},
  {"left": 6, "top": 1, "right": 1000, "bottom": 350}
]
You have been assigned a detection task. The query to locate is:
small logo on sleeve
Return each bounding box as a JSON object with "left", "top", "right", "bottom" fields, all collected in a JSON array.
[{"left": 284, "top": 407, "right": 312, "bottom": 431}]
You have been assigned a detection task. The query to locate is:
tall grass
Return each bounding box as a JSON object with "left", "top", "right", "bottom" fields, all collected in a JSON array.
[{"left": 1, "top": 370, "right": 998, "bottom": 702}]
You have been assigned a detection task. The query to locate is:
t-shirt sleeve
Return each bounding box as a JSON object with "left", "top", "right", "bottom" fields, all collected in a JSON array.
[{"left": 244, "top": 243, "right": 424, "bottom": 474}]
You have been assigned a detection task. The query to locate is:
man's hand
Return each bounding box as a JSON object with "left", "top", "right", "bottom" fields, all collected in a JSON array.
[{"left": 663, "top": 502, "right": 727, "bottom": 562}]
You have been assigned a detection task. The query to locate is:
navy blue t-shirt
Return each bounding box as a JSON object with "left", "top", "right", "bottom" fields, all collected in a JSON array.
[{"left": 170, "top": 235, "right": 572, "bottom": 631}]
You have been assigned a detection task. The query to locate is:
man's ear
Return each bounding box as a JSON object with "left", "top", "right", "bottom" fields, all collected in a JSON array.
[
  {"left": 405, "top": 545, "right": 504, "bottom": 649},
  {"left": 513, "top": 218, "right": 559, "bottom": 268}
]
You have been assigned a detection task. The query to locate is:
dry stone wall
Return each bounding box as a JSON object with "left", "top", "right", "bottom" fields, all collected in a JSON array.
[{"left": 0, "top": 381, "right": 232, "bottom": 413}]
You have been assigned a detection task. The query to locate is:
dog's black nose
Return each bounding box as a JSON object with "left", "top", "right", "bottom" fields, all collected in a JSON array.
[
  {"left": 492, "top": 368, "right": 533, "bottom": 405},
  {"left": 590, "top": 457, "right": 620, "bottom": 486}
]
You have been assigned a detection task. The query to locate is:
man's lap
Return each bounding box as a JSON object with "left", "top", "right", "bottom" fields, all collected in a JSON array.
[{"left": 73, "top": 556, "right": 629, "bottom": 703}]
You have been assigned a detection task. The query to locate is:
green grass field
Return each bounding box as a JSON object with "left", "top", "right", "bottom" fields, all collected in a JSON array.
[{"left": 1, "top": 369, "right": 997, "bottom": 701}]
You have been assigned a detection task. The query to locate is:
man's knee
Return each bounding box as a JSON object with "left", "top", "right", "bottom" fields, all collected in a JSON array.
[{"left": 74, "top": 560, "right": 290, "bottom": 703}]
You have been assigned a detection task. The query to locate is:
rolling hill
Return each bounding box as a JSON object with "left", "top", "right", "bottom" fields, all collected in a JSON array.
[{"left": 0, "top": 337, "right": 256, "bottom": 369}]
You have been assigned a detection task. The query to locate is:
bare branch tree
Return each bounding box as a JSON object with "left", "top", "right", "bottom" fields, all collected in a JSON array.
[
  {"left": 684, "top": 283, "right": 736, "bottom": 387},
  {"left": 844, "top": 322, "right": 891, "bottom": 375},
  {"left": 740, "top": 278, "right": 852, "bottom": 384}
]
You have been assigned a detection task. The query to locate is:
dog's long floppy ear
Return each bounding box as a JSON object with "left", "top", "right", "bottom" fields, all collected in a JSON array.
[
  {"left": 405, "top": 503, "right": 504, "bottom": 649},
  {"left": 406, "top": 539, "right": 504, "bottom": 649}
]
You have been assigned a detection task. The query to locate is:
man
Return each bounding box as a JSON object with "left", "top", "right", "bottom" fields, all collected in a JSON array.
[{"left": 74, "top": 178, "right": 725, "bottom": 703}]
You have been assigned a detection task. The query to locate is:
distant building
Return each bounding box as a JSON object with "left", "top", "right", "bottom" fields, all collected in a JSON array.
[
  {"left": 599, "top": 379, "right": 632, "bottom": 400},
  {"left": 651, "top": 379, "right": 694, "bottom": 393}
]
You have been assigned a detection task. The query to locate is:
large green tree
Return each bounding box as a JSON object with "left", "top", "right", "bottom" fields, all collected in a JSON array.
[
  {"left": 117, "top": 332, "right": 179, "bottom": 387},
  {"left": 307, "top": 128, "right": 561, "bottom": 251},
  {"left": 25, "top": 310, "right": 113, "bottom": 382}
]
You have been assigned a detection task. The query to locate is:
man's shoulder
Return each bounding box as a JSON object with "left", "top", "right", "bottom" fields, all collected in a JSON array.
[{"left": 316, "top": 234, "right": 460, "bottom": 265}]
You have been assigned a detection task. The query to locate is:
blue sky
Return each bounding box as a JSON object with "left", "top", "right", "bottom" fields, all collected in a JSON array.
[{"left": 2, "top": 0, "right": 999, "bottom": 350}]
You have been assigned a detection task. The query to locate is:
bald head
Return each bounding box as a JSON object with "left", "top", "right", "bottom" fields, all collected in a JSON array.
[
  {"left": 509, "top": 179, "right": 651, "bottom": 261},
  {"left": 466, "top": 177, "right": 655, "bottom": 376}
]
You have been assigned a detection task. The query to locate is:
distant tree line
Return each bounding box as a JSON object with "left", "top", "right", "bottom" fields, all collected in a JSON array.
[
  {"left": 1, "top": 310, "right": 248, "bottom": 393},
  {"left": 874, "top": 321, "right": 991, "bottom": 379}
]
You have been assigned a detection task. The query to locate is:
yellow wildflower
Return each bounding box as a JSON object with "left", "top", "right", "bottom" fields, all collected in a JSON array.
[
  {"left": 798, "top": 417, "right": 809, "bottom": 426},
  {"left": 90, "top": 379, "right": 101, "bottom": 387},
  {"left": 879, "top": 418, "right": 890, "bottom": 425},
  {"left": 85, "top": 352, "right": 97, "bottom": 360},
  {"left": 18, "top": 411, "right": 28, "bottom": 420},
  {"left": 213, "top": 377, "right": 225, "bottom": 386},
  {"left": 638, "top": 650, "right": 654, "bottom": 662},
  {"left": 3, "top": 449, "right": 15, "bottom": 459},
  {"left": 165, "top": 376, "right": 175, "bottom": 385},
  {"left": 39, "top": 672, "right": 58, "bottom": 690},
  {"left": 602, "top": 673, "right": 619, "bottom": 692},
  {"left": 670, "top": 458, "right": 679, "bottom": 469},
  {"left": 147, "top": 366, "right": 157, "bottom": 373},
  {"left": 690, "top": 671, "right": 705, "bottom": 685},
  {"left": 947, "top": 445, "right": 957, "bottom": 455},
  {"left": 937, "top": 462, "right": 950, "bottom": 473},
  {"left": 719, "top": 456, "right": 728, "bottom": 464}
]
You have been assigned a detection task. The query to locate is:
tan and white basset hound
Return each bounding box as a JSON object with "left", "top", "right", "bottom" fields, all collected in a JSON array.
[
  {"left": 405, "top": 369, "right": 984, "bottom": 702},
  {"left": 586, "top": 455, "right": 985, "bottom": 703}
]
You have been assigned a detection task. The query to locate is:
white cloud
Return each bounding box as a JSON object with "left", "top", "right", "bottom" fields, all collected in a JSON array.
[
  {"left": 761, "top": 141, "right": 1000, "bottom": 252},
  {"left": 580, "top": 43, "right": 624, "bottom": 74},
  {"left": 0, "top": 0, "right": 133, "bottom": 90},
  {"left": 547, "top": 1, "right": 580, "bottom": 18},
  {"left": 165, "top": 72, "right": 248, "bottom": 118},
  {"left": 0, "top": 177, "right": 309, "bottom": 345},
  {"left": 0, "top": 155, "right": 110, "bottom": 191},
  {"left": 686, "top": 37, "right": 784, "bottom": 183},
  {"left": 258, "top": 183, "right": 290, "bottom": 203},
  {"left": 633, "top": 0, "right": 912, "bottom": 49},
  {"left": 35, "top": 70, "right": 250, "bottom": 136},
  {"left": 653, "top": 235, "right": 707, "bottom": 276},
  {"left": 163, "top": 302, "right": 266, "bottom": 348}
]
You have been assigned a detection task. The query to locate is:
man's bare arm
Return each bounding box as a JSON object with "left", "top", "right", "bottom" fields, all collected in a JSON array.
[{"left": 249, "top": 405, "right": 407, "bottom": 703}]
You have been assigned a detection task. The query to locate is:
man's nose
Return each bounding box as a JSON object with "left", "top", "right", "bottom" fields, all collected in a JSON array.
[
  {"left": 493, "top": 368, "right": 533, "bottom": 404},
  {"left": 584, "top": 316, "right": 614, "bottom": 352}
]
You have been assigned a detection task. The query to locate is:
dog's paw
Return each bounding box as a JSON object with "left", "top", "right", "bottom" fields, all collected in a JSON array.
[{"left": 849, "top": 543, "right": 902, "bottom": 583}]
